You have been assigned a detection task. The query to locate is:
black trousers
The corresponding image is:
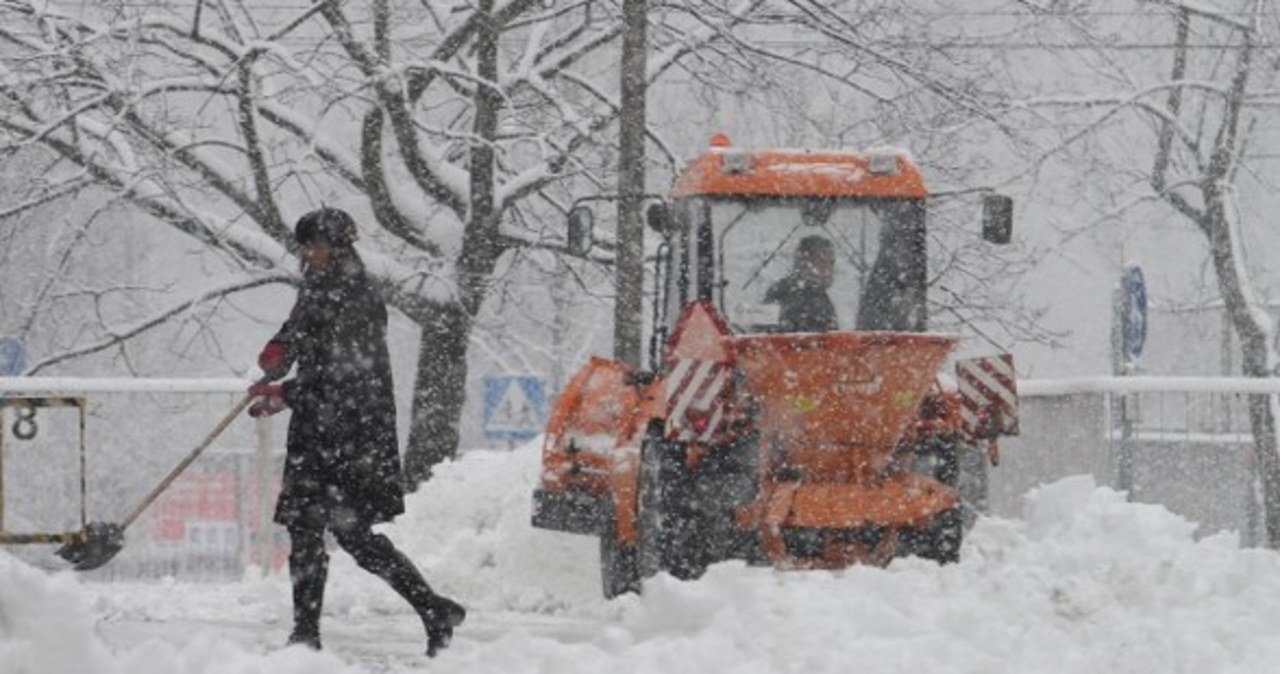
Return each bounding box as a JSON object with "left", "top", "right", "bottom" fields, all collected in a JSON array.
[{"left": 287, "top": 520, "right": 440, "bottom": 638}]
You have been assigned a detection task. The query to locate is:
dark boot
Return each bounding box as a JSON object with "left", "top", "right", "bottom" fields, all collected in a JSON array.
[
  {"left": 424, "top": 595, "right": 466, "bottom": 657},
  {"left": 334, "top": 527, "right": 465, "bottom": 657},
  {"left": 286, "top": 629, "right": 322, "bottom": 651},
  {"left": 377, "top": 548, "right": 466, "bottom": 657},
  {"left": 287, "top": 527, "right": 329, "bottom": 650}
]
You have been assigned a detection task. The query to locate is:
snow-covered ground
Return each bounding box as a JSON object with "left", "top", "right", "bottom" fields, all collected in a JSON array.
[{"left": 5, "top": 442, "right": 1280, "bottom": 674}]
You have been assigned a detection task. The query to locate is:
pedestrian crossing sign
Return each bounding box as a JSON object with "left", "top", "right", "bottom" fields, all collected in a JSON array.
[{"left": 482, "top": 374, "right": 548, "bottom": 442}]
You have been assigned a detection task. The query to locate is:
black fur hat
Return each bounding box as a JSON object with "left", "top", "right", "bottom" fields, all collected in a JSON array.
[{"left": 295, "top": 207, "right": 357, "bottom": 247}]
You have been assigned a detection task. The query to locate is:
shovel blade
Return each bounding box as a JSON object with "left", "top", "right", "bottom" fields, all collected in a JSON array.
[{"left": 56, "top": 522, "right": 125, "bottom": 572}]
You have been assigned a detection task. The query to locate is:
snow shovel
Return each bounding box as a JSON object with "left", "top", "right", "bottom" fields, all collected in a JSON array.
[{"left": 56, "top": 389, "right": 259, "bottom": 571}]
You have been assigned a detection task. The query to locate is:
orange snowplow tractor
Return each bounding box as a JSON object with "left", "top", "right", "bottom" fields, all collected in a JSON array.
[
  {"left": 732, "top": 331, "right": 958, "bottom": 480},
  {"left": 670, "top": 139, "right": 928, "bottom": 199}
]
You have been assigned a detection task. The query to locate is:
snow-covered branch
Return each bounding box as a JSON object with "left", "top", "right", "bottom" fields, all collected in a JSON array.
[{"left": 25, "top": 273, "right": 296, "bottom": 375}]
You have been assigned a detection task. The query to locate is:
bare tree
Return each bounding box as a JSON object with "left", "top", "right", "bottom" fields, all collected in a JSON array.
[
  {"left": 4, "top": 0, "right": 1110, "bottom": 489},
  {"left": 1145, "top": 2, "right": 1280, "bottom": 545},
  {"left": 0, "top": 0, "right": 775, "bottom": 484},
  {"left": 945, "top": 0, "right": 1280, "bottom": 541}
]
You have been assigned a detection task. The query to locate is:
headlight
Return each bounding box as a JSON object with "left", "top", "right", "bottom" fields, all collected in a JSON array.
[{"left": 912, "top": 451, "right": 941, "bottom": 475}]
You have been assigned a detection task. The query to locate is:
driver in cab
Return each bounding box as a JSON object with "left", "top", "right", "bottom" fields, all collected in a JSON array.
[{"left": 764, "top": 235, "right": 838, "bottom": 332}]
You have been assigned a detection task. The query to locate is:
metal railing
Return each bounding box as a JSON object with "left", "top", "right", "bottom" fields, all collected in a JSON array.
[
  {"left": 994, "top": 376, "right": 1276, "bottom": 546},
  {"left": 0, "top": 377, "right": 284, "bottom": 580}
]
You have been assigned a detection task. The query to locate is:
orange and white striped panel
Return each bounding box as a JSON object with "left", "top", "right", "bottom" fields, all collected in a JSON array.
[{"left": 956, "top": 354, "right": 1019, "bottom": 437}]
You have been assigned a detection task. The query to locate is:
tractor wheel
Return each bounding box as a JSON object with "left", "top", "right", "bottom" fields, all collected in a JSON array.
[
  {"left": 636, "top": 428, "right": 706, "bottom": 582},
  {"left": 912, "top": 437, "right": 988, "bottom": 527},
  {"left": 906, "top": 507, "right": 963, "bottom": 564},
  {"left": 692, "top": 430, "right": 761, "bottom": 563},
  {"left": 599, "top": 500, "right": 640, "bottom": 599},
  {"left": 953, "top": 441, "right": 990, "bottom": 522}
]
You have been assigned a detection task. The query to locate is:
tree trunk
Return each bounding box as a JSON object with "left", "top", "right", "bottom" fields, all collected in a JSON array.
[
  {"left": 1225, "top": 238, "right": 1280, "bottom": 546},
  {"left": 1204, "top": 190, "right": 1280, "bottom": 547},
  {"left": 1245, "top": 392, "right": 1280, "bottom": 547},
  {"left": 1151, "top": 9, "right": 1277, "bottom": 546},
  {"left": 402, "top": 0, "right": 504, "bottom": 488},
  {"left": 1233, "top": 303, "right": 1280, "bottom": 547},
  {"left": 403, "top": 304, "right": 472, "bottom": 485},
  {"left": 1229, "top": 274, "right": 1280, "bottom": 548}
]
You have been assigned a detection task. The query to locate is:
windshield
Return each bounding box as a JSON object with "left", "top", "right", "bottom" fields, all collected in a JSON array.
[{"left": 713, "top": 198, "right": 926, "bottom": 333}]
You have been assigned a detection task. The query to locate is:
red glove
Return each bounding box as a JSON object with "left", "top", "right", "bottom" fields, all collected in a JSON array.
[
  {"left": 248, "top": 383, "right": 287, "bottom": 418},
  {"left": 258, "top": 341, "right": 290, "bottom": 379}
]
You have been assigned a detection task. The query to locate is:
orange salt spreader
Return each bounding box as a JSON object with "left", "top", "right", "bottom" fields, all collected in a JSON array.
[{"left": 532, "top": 134, "right": 1021, "bottom": 597}]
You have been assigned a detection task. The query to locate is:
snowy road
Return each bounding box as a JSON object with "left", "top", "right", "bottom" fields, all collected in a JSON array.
[
  {"left": 8, "top": 446, "right": 1280, "bottom": 673},
  {"left": 96, "top": 607, "right": 602, "bottom": 668}
]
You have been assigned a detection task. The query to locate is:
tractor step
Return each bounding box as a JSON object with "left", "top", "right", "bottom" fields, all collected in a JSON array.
[{"left": 531, "top": 487, "right": 604, "bottom": 535}]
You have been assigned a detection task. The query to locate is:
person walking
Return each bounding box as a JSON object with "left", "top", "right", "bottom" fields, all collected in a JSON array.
[{"left": 247, "top": 207, "right": 465, "bottom": 657}]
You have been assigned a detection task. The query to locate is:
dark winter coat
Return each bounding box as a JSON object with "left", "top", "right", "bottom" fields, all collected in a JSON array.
[
  {"left": 764, "top": 276, "right": 838, "bottom": 333},
  {"left": 270, "top": 253, "right": 404, "bottom": 529}
]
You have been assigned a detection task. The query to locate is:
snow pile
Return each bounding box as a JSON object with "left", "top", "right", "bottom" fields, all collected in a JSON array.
[
  {"left": 6, "top": 445, "right": 1280, "bottom": 673},
  {"left": 383, "top": 445, "right": 620, "bottom": 617},
  {"left": 492, "top": 475, "right": 1280, "bottom": 674},
  {"left": 0, "top": 551, "right": 361, "bottom": 674},
  {"left": 310, "top": 443, "right": 620, "bottom": 625},
  {"left": 0, "top": 551, "right": 110, "bottom": 673}
]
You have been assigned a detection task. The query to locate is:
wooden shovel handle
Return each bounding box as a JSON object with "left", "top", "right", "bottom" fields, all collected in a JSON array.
[{"left": 120, "top": 391, "right": 257, "bottom": 529}]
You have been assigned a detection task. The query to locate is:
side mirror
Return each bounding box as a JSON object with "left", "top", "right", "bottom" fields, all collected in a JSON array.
[
  {"left": 646, "top": 202, "right": 671, "bottom": 236},
  {"left": 981, "top": 194, "right": 1013, "bottom": 245},
  {"left": 567, "top": 205, "right": 594, "bottom": 255}
]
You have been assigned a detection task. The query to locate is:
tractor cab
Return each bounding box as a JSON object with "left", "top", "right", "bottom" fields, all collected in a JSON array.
[
  {"left": 654, "top": 184, "right": 929, "bottom": 341},
  {"left": 570, "top": 134, "right": 1011, "bottom": 353},
  {"left": 641, "top": 134, "right": 1007, "bottom": 366}
]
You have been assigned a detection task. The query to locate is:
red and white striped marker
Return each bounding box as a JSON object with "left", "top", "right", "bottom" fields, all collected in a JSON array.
[
  {"left": 665, "top": 357, "right": 730, "bottom": 442},
  {"left": 663, "top": 301, "right": 734, "bottom": 443},
  {"left": 956, "top": 354, "right": 1019, "bottom": 438}
]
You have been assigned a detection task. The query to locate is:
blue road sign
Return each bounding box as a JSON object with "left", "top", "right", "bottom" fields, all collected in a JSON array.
[
  {"left": 1121, "top": 265, "right": 1147, "bottom": 362},
  {"left": 482, "top": 374, "right": 548, "bottom": 443},
  {"left": 0, "top": 336, "right": 26, "bottom": 376}
]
